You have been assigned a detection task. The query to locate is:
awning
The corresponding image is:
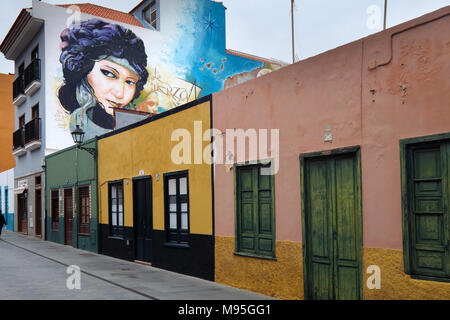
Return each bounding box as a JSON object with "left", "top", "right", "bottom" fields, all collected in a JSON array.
[{"left": 14, "top": 187, "right": 26, "bottom": 194}]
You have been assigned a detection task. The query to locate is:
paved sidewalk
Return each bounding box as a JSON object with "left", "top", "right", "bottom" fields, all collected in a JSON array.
[{"left": 0, "top": 231, "right": 275, "bottom": 300}]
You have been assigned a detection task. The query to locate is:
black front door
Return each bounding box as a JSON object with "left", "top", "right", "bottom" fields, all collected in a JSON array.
[{"left": 134, "top": 177, "right": 153, "bottom": 263}]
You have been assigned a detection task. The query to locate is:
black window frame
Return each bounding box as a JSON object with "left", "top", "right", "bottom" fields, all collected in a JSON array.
[
  {"left": 108, "top": 180, "right": 124, "bottom": 238},
  {"left": 164, "top": 170, "right": 190, "bottom": 246}
]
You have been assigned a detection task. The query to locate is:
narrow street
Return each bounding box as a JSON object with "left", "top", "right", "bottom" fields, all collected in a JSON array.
[{"left": 0, "top": 232, "right": 274, "bottom": 300}]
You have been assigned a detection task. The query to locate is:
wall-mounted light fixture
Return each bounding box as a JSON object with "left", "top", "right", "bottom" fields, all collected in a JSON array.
[{"left": 71, "top": 125, "right": 96, "bottom": 158}]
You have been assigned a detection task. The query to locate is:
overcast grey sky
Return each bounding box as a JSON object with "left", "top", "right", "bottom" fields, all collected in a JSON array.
[{"left": 0, "top": 0, "right": 449, "bottom": 73}]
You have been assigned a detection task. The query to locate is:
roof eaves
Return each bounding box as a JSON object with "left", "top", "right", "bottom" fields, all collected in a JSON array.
[
  {"left": 0, "top": 8, "right": 32, "bottom": 55},
  {"left": 226, "top": 49, "right": 288, "bottom": 66}
]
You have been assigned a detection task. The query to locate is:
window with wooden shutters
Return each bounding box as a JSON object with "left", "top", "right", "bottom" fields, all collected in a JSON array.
[
  {"left": 51, "top": 190, "right": 59, "bottom": 231},
  {"left": 31, "top": 45, "right": 39, "bottom": 61},
  {"left": 32, "top": 104, "right": 39, "bottom": 119},
  {"left": 78, "top": 186, "right": 90, "bottom": 235},
  {"left": 19, "top": 114, "right": 25, "bottom": 128},
  {"left": 164, "top": 171, "right": 189, "bottom": 245},
  {"left": 403, "top": 139, "right": 450, "bottom": 281},
  {"left": 18, "top": 62, "right": 24, "bottom": 76},
  {"left": 109, "top": 181, "right": 124, "bottom": 238},
  {"left": 235, "top": 164, "right": 275, "bottom": 259},
  {"left": 143, "top": 1, "right": 158, "bottom": 29}
]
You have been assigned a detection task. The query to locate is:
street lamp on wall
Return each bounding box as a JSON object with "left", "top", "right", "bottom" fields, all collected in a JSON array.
[
  {"left": 71, "top": 124, "right": 96, "bottom": 158},
  {"left": 71, "top": 124, "right": 85, "bottom": 144}
]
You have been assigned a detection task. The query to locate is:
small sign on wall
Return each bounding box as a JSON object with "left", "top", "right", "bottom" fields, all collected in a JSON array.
[
  {"left": 18, "top": 179, "right": 28, "bottom": 189},
  {"left": 139, "top": 170, "right": 145, "bottom": 176},
  {"left": 324, "top": 125, "right": 333, "bottom": 143}
]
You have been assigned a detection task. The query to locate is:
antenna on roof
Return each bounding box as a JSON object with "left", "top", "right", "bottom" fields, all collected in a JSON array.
[
  {"left": 291, "top": 0, "right": 295, "bottom": 64},
  {"left": 384, "top": 0, "right": 388, "bottom": 30}
]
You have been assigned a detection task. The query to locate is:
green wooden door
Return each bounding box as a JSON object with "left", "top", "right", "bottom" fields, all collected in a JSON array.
[
  {"left": 236, "top": 165, "right": 275, "bottom": 258},
  {"left": 407, "top": 141, "right": 450, "bottom": 279},
  {"left": 303, "top": 152, "right": 362, "bottom": 300}
]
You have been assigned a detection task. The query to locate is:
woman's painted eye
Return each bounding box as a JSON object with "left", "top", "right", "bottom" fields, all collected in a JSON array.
[
  {"left": 126, "top": 80, "right": 137, "bottom": 86},
  {"left": 101, "top": 69, "right": 116, "bottom": 78}
]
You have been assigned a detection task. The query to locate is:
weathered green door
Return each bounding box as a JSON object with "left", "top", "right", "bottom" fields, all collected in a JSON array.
[
  {"left": 406, "top": 141, "right": 450, "bottom": 279},
  {"left": 302, "top": 151, "right": 362, "bottom": 300},
  {"left": 236, "top": 165, "right": 275, "bottom": 258}
]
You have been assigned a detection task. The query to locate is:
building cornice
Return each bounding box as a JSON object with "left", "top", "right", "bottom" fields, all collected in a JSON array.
[{"left": 0, "top": 8, "right": 44, "bottom": 61}]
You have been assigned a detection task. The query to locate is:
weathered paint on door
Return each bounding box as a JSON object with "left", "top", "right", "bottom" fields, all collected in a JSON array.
[
  {"left": 134, "top": 177, "right": 153, "bottom": 263},
  {"left": 235, "top": 164, "right": 275, "bottom": 258},
  {"left": 302, "top": 151, "right": 362, "bottom": 300},
  {"left": 406, "top": 141, "right": 450, "bottom": 279},
  {"left": 64, "top": 189, "right": 73, "bottom": 246}
]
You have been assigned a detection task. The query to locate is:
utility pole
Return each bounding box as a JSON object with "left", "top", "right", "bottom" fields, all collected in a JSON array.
[
  {"left": 384, "top": 0, "right": 388, "bottom": 30},
  {"left": 291, "top": 0, "right": 295, "bottom": 63}
]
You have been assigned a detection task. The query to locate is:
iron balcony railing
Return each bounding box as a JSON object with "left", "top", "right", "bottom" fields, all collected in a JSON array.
[
  {"left": 13, "top": 128, "right": 24, "bottom": 150},
  {"left": 13, "top": 75, "right": 25, "bottom": 100},
  {"left": 24, "top": 117, "right": 41, "bottom": 145},
  {"left": 24, "top": 59, "right": 41, "bottom": 89}
]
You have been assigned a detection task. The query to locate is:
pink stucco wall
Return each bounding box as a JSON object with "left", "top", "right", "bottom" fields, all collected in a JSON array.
[{"left": 213, "top": 7, "right": 450, "bottom": 250}]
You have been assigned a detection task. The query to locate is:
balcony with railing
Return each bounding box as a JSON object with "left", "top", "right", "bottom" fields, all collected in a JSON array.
[
  {"left": 13, "top": 75, "right": 26, "bottom": 106},
  {"left": 24, "top": 59, "right": 41, "bottom": 96},
  {"left": 24, "top": 117, "right": 41, "bottom": 151},
  {"left": 12, "top": 128, "right": 26, "bottom": 157}
]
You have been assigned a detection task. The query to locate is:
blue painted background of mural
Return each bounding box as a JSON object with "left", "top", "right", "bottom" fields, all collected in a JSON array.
[{"left": 172, "top": 0, "right": 265, "bottom": 99}]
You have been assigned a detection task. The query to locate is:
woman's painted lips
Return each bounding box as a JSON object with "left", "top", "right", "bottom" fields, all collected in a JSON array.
[{"left": 107, "top": 100, "right": 123, "bottom": 108}]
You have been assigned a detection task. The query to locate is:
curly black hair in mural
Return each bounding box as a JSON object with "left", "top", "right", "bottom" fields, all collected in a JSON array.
[{"left": 58, "top": 19, "right": 149, "bottom": 130}]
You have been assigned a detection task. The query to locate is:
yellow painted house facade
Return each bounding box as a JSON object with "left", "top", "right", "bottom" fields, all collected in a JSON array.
[{"left": 97, "top": 96, "right": 214, "bottom": 280}]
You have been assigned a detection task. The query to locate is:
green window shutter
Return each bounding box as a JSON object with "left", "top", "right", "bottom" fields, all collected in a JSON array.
[
  {"left": 305, "top": 158, "right": 334, "bottom": 300},
  {"left": 257, "top": 171, "right": 274, "bottom": 256},
  {"left": 334, "top": 156, "right": 360, "bottom": 299},
  {"left": 236, "top": 164, "right": 275, "bottom": 258},
  {"left": 407, "top": 142, "right": 450, "bottom": 279},
  {"left": 238, "top": 167, "right": 256, "bottom": 253}
]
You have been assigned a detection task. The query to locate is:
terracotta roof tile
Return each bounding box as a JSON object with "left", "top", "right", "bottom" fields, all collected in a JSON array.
[{"left": 58, "top": 3, "right": 143, "bottom": 27}]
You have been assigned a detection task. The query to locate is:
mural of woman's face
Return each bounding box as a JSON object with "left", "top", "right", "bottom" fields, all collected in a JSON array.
[{"left": 87, "top": 59, "right": 139, "bottom": 115}]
